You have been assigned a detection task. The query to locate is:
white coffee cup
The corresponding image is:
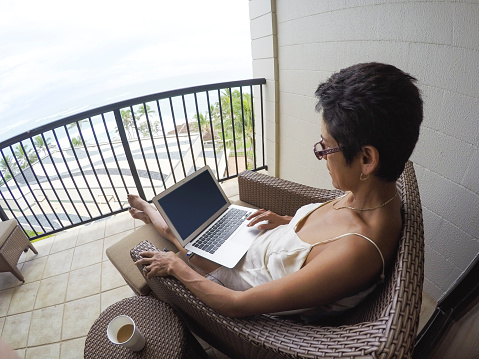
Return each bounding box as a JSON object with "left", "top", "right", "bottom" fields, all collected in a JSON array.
[{"left": 107, "top": 315, "right": 146, "bottom": 351}]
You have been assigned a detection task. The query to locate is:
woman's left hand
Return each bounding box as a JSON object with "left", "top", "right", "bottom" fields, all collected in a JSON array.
[
  {"left": 134, "top": 250, "right": 178, "bottom": 279},
  {"left": 247, "top": 209, "right": 292, "bottom": 230}
]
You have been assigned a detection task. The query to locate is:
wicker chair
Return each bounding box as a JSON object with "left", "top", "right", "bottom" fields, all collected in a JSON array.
[
  {"left": 0, "top": 219, "right": 38, "bottom": 282},
  {"left": 130, "top": 161, "right": 424, "bottom": 359}
]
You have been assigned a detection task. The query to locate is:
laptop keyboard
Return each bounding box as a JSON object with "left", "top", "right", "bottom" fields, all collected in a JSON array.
[{"left": 192, "top": 208, "right": 252, "bottom": 254}]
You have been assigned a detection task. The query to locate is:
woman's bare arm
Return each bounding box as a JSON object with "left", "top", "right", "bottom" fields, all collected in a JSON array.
[
  {"left": 135, "top": 236, "right": 383, "bottom": 317},
  {"left": 246, "top": 209, "right": 292, "bottom": 231}
]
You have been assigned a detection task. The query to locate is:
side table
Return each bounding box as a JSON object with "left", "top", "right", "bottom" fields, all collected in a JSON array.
[{"left": 84, "top": 295, "right": 206, "bottom": 359}]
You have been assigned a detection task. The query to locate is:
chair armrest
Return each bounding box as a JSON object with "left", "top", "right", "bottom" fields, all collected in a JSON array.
[
  {"left": 237, "top": 170, "right": 343, "bottom": 217},
  {"left": 129, "top": 162, "right": 424, "bottom": 359},
  {"left": 130, "top": 240, "right": 386, "bottom": 359}
]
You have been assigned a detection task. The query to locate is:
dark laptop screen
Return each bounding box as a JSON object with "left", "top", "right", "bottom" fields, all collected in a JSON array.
[{"left": 156, "top": 169, "right": 228, "bottom": 240}]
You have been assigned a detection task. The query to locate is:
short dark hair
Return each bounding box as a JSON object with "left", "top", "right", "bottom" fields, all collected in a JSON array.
[{"left": 315, "top": 62, "right": 423, "bottom": 182}]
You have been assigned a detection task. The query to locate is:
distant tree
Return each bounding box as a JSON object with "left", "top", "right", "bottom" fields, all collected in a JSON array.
[
  {"left": 148, "top": 120, "right": 162, "bottom": 136},
  {"left": 120, "top": 109, "right": 135, "bottom": 138},
  {"left": 71, "top": 136, "right": 84, "bottom": 147},
  {"left": 135, "top": 104, "right": 158, "bottom": 138},
  {"left": 120, "top": 105, "right": 157, "bottom": 138},
  {"left": 33, "top": 135, "right": 52, "bottom": 156},
  {"left": 14, "top": 143, "right": 37, "bottom": 169},
  {"left": 0, "top": 154, "right": 17, "bottom": 179},
  {"left": 193, "top": 109, "right": 216, "bottom": 141},
  {"left": 66, "top": 120, "right": 89, "bottom": 145},
  {"left": 211, "top": 89, "right": 253, "bottom": 150},
  {"left": 67, "top": 119, "right": 88, "bottom": 131},
  {"left": 136, "top": 104, "right": 155, "bottom": 120}
]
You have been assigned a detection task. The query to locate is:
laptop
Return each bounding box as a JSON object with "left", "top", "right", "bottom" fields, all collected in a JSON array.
[{"left": 152, "top": 166, "right": 263, "bottom": 268}]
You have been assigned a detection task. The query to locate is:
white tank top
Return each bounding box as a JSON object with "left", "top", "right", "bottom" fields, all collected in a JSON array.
[{"left": 206, "top": 202, "right": 386, "bottom": 317}]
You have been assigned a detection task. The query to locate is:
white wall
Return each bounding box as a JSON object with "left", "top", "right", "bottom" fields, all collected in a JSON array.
[
  {"left": 249, "top": 0, "right": 479, "bottom": 302},
  {"left": 249, "top": 0, "right": 280, "bottom": 176}
]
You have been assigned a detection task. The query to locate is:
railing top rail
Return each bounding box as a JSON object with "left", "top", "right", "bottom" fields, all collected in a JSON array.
[
  {"left": 0, "top": 77, "right": 267, "bottom": 240},
  {"left": 1, "top": 78, "right": 266, "bottom": 149}
]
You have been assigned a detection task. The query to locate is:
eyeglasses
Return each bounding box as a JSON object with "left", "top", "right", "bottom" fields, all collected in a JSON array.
[{"left": 313, "top": 136, "right": 343, "bottom": 160}]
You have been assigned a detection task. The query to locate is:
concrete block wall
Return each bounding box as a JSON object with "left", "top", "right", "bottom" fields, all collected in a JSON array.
[{"left": 249, "top": 0, "right": 479, "bottom": 302}]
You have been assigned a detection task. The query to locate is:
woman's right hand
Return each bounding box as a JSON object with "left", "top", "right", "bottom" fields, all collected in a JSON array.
[
  {"left": 135, "top": 250, "right": 180, "bottom": 279},
  {"left": 246, "top": 209, "right": 292, "bottom": 230}
]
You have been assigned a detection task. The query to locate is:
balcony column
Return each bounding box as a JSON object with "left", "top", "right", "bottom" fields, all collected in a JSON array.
[{"left": 249, "top": 0, "right": 279, "bottom": 177}]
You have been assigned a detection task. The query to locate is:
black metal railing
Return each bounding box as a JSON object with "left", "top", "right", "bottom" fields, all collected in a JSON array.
[{"left": 0, "top": 78, "right": 267, "bottom": 240}]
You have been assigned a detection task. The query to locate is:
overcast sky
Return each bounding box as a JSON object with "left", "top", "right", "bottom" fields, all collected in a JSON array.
[{"left": 0, "top": 0, "right": 253, "bottom": 143}]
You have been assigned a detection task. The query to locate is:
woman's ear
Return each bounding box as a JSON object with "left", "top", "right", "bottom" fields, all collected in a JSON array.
[{"left": 360, "top": 145, "right": 380, "bottom": 176}]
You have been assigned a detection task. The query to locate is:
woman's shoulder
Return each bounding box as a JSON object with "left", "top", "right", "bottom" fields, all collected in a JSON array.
[{"left": 348, "top": 204, "right": 402, "bottom": 264}]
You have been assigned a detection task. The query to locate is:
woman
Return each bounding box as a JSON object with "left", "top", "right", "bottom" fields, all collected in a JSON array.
[{"left": 130, "top": 62, "right": 423, "bottom": 319}]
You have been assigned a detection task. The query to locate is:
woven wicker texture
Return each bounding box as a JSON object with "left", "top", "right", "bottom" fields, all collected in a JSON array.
[
  {"left": 84, "top": 295, "right": 206, "bottom": 359},
  {"left": 130, "top": 161, "right": 424, "bottom": 359},
  {"left": 0, "top": 223, "right": 38, "bottom": 282},
  {"left": 238, "top": 171, "right": 343, "bottom": 217}
]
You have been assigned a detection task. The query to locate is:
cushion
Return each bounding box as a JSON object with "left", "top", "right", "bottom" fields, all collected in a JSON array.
[
  {"left": 106, "top": 224, "right": 178, "bottom": 295},
  {"left": 0, "top": 219, "right": 18, "bottom": 248}
]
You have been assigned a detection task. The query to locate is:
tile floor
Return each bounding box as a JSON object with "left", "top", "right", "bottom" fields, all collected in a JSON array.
[
  {"left": 0, "top": 178, "right": 436, "bottom": 358},
  {"left": 0, "top": 210, "right": 141, "bottom": 359},
  {"left": 0, "top": 211, "right": 231, "bottom": 359},
  {"left": 0, "top": 180, "right": 243, "bottom": 359}
]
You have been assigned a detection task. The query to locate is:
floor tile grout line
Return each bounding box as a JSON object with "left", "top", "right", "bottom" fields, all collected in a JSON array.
[
  {"left": 7, "top": 276, "right": 127, "bottom": 315},
  {"left": 7, "top": 280, "right": 41, "bottom": 317},
  {"left": 59, "top": 262, "right": 72, "bottom": 346},
  {"left": 18, "top": 282, "right": 129, "bottom": 351},
  {"left": 3, "top": 284, "right": 17, "bottom": 321},
  {"left": 25, "top": 252, "right": 102, "bottom": 351},
  {"left": 99, "top": 233, "right": 106, "bottom": 319},
  {"left": 14, "top": 334, "right": 87, "bottom": 352},
  {"left": 1, "top": 218, "right": 137, "bottom": 355},
  {"left": 5, "top": 254, "right": 129, "bottom": 316},
  {"left": 2, "top": 246, "right": 49, "bottom": 317}
]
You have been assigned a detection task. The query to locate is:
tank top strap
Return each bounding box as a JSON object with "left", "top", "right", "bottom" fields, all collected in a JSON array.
[
  {"left": 293, "top": 200, "right": 334, "bottom": 231},
  {"left": 311, "top": 233, "right": 386, "bottom": 282}
]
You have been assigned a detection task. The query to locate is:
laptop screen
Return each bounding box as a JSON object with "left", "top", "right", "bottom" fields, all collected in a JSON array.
[{"left": 156, "top": 169, "right": 228, "bottom": 240}]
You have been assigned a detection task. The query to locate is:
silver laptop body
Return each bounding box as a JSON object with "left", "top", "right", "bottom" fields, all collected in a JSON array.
[{"left": 152, "top": 166, "right": 262, "bottom": 268}]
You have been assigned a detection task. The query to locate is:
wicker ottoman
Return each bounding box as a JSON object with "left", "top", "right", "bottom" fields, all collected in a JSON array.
[{"left": 84, "top": 295, "right": 206, "bottom": 359}]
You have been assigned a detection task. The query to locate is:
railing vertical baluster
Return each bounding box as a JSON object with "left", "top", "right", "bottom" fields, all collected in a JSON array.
[
  {"left": 47, "top": 130, "right": 84, "bottom": 223},
  {"left": 0, "top": 149, "right": 38, "bottom": 234},
  {"left": 250, "top": 84, "right": 257, "bottom": 169},
  {"left": 101, "top": 113, "right": 129, "bottom": 206},
  {"left": 0, "top": 201, "right": 8, "bottom": 221},
  {"left": 169, "top": 98, "right": 187, "bottom": 177},
  {"left": 67, "top": 123, "right": 102, "bottom": 215},
  {"left": 9, "top": 144, "right": 46, "bottom": 233},
  {"left": 239, "top": 87, "right": 248, "bottom": 170},
  {"left": 216, "top": 89, "right": 229, "bottom": 178},
  {"left": 0, "top": 195, "right": 8, "bottom": 221},
  {"left": 113, "top": 109, "right": 146, "bottom": 200},
  {"left": 130, "top": 106, "right": 155, "bottom": 198},
  {"left": 54, "top": 127, "right": 92, "bottom": 220},
  {"left": 228, "top": 88, "right": 239, "bottom": 175},
  {"left": 193, "top": 93, "right": 207, "bottom": 167},
  {"left": 78, "top": 120, "right": 112, "bottom": 213},
  {"left": 23, "top": 140, "right": 60, "bottom": 230},
  {"left": 88, "top": 117, "right": 119, "bottom": 211},
  {"left": 182, "top": 95, "right": 197, "bottom": 172},
  {"left": 156, "top": 100, "right": 176, "bottom": 183},
  {"left": 0, "top": 170, "right": 27, "bottom": 227},
  {"left": 260, "top": 84, "right": 265, "bottom": 167},
  {"left": 29, "top": 136, "right": 72, "bottom": 227},
  {"left": 206, "top": 91, "right": 219, "bottom": 178},
  {"left": 143, "top": 103, "right": 167, "bottom": 192},
  {"left": 17, "top": 142, "right": 53, "bottom": 231}
]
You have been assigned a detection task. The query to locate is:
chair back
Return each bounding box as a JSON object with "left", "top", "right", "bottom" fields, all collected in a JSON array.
[{"left": 333, "top": 161, "right": 425, "bottom": 356}]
